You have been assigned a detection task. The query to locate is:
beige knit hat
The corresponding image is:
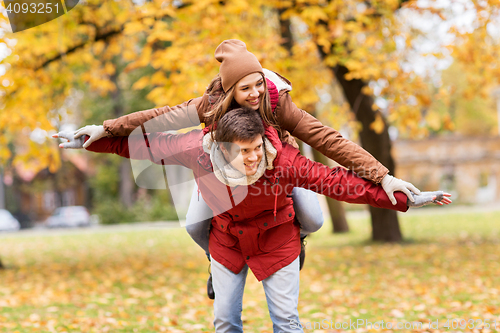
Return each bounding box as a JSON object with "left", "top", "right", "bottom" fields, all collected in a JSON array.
[{"left": 215, "top": 39, "right": 264, "bottom": 92}]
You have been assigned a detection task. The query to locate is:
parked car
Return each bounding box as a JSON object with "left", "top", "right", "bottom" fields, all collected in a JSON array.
[
  {"left": 45, "top": 206, "right": 91, "bottom": 228},
  {"left": 0, "top": 209, "right": 21, "bottom": 231}
]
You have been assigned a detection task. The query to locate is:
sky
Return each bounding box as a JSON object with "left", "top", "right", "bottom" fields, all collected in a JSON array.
[{"left": 400, "top": 0, "right": 484, "bottom": 79}]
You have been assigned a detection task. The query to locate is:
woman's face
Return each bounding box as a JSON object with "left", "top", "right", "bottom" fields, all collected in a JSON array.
[{"left": 233, "top": 73, "right": 265, "bottom": 110}]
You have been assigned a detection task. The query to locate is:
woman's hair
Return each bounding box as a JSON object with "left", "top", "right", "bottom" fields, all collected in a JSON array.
[
  {"left": 202, "top": 73, "right": 282, "bottom": 140},
  {"left": 215, "top": 107, "right": 265, "bottom": 150}
]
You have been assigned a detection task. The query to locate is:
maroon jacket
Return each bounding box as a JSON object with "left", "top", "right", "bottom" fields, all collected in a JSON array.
[{"left": 86, "top": 126, "right": 408, "bottom": 281}]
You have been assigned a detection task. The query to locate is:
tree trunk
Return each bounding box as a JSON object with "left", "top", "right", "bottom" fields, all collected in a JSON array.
[
  {"left": 111, "top": 71, "right": 134, "bottom": 207},
  {"left": 296, "top": 0, "right": 410, "bottom": 242},
  {"left": 279, "top": 5, "right": 402, "bottom": 241},
  {"left": 0, "top": 168, "right": 4, "bottom": 210},
  {"left": 277, "top": 8, "right": 294, "bottom": 53},
  {"left": 311, "top": 149, "right": 349, "bottom": 233},
  {"left": 369, "top": 206, "right": 402, "bottom": 242},
  {"left": 329, "top": 64, "right": 402, "bottom": 242},
  {"left": 119, "top": 160, "right": 134, "bottom": 207},
  {"left": 277, "top": 9, "right": 349, "bottom": 234}
]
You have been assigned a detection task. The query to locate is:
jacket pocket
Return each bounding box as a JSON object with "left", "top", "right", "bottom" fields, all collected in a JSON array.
[
  {"left": 254, "top": 204, "right": 295, "bottom": 231},
  {"left": 211, "top": 228, "right": 238, "bottom": 248},
  {"left": 256, "top": 204, "right": 297, "bottom": 253},
  {"left": 257, "top": 222, "right": 297, "bottom": 253}
]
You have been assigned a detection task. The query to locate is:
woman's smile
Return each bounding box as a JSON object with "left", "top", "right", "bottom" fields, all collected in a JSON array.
[{"left": 247, "top": 98, "right": 259, "bottom": 106}]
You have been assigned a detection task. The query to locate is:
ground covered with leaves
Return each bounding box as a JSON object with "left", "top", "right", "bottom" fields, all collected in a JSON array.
[{"left": 1, "top": 208, "right": 499, "bottom": 332}]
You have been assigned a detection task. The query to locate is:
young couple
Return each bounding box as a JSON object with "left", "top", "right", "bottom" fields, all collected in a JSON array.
[{"left": 55, "top": 39, "right": 451, "bottom": 332}]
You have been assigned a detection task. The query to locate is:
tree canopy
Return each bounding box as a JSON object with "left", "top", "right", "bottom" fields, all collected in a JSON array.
[{"left": 1, "top": 0, "right": 499, "bottom": 173}]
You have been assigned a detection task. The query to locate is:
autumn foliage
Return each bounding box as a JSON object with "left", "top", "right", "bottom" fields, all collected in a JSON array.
[{"left": 0, "top": 0, "right": 499, "bottom": 174}]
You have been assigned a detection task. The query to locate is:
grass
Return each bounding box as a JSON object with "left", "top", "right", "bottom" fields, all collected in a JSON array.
[{"left": 1, "top": 208, "right": 500, "bottom": 332}]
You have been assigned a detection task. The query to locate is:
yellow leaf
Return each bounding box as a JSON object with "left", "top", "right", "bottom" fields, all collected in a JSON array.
[
  {"left": 124, "top": 21, "right": 146, "bottom": 35},
  {"left": 132, "top": 77, "right": 150, "bottom": 90},
  {"left": 104, "top": 63, "right": 115, "bottom": 76},
  {"left": 151, "top": 72, "right": 167, "bottom": 85},
  {"left": 0, "top": 146, "right": 11, "bottom": 163},
  {"left": 123, "top": 50, "right": 137, "bottom": 61},
  {"left": 106, "top": 42, "right": 122, "bottom": 57},
  {"left": 143, "top": 17, "right": 155, "bottom": 26},
  {"left": 425, "top": 111, "right": 441, "bottom": 131},
  {"left": 370, "top": 113, "right": 385, "bottom": 134},
  {"left": 301, "top": 6, "right": 329, "bottom": 23},
  {"left": 93, "top": 41, "right": 105, "bottom": 55}
]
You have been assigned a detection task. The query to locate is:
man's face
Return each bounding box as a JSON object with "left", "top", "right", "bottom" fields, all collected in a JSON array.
[
  {"left": 233, "top": 73, "right": 265, "bottom": 110},
  {"left": 222, "top": 135, "right": 264, "bottom": 176}
]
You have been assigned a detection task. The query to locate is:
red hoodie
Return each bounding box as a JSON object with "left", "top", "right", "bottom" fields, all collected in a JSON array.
[{"left": 86, "top": 125, "right": 408, "bottom": 281}]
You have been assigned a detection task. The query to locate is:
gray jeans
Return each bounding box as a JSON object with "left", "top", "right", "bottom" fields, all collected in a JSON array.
[
  {"left": 211, "top": 255, "right": 303, "bottom": 333},
  {"left": 185, "top": 183, "right": 324, "bottom": 257}
]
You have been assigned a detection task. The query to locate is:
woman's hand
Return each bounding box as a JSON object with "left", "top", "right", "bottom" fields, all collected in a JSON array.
[
  {"left": 74, "top": 125, "right": 106, "bottom": 148},
  {"left": 52, "top": 131, "right": 86, "bottom": 149},
  {"left": 408, "top": 191, "right": 452, "bottom": 207},
  {"left": 381, "top": 174, "right": 421, "bottom": 205}
]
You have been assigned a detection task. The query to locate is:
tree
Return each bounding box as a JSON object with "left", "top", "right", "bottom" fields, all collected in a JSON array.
[
  {"left": 0, "top": 0, "right": 328, "bottom": 205},
  {"left": 430, "top": 61, "right": 497, "bottom": 136},
  {"left": 277, "top": 6, "right": 349, "bottom": 233},
  {"left": 1, "top": 0, "right": 499, "bottom": 237},
  {"left": 273, "top": 0, "right": 500, "bottom": 241}
]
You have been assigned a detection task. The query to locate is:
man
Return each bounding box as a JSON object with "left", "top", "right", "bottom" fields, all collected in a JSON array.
[{"left": 55, "top": 108, "right": 450, "bottom": 333}]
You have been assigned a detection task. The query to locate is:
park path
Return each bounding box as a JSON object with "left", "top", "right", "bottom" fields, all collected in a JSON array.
[{"left": 1, "top": 203, "right": 499, "bottom": 239}]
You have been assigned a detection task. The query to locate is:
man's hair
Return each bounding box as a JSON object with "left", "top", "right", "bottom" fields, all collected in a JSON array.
[{"left": 215, "top": 108, "right": 265, "bottom": 148}]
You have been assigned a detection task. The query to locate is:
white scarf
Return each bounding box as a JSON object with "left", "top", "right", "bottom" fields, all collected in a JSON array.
[
  {"left": 202, "top": 132, "right": 277, "bottom": 186},
  {"left": 263, "top": 68, "right": 292, "bottom": 92}
]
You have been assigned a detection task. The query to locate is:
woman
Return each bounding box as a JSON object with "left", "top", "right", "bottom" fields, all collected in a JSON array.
[{"left": 72, "top": 39, "right": 420, "bottom": 298}]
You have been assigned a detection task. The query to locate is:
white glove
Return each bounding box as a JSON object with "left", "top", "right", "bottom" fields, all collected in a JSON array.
[
  {"left": 74, "top": 125, "right": 106, "bottom": 149},
  {"left": 381, "top": 174, "right": 421, "bottom": 205},
  {"left": 52, "top": 131, "right": 86, "bottom": 149},
  {"left": 408, "top": 191, "right": 452, "bottom": 207}
]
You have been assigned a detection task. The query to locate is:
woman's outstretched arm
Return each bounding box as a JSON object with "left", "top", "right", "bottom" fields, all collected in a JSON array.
[
  {"left": 274, "top": 91, "right": 421, "bottom": 203},
  {"left": 74, "top": 96, "right": 208, "bottom": 148},
  {"left": 55, "top": 130, "right": 201, "bottom": 168}
]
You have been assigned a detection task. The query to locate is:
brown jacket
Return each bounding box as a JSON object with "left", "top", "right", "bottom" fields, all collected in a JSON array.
[{"left": 103, "top": 85, "right": 389, "bottom": 184}]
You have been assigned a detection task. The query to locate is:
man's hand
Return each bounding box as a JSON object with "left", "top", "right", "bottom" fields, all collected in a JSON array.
[
  {"left": 408, "top": 191, "right": 452, "bottom": 208},
  {"left": 381, "top": 174, "right": 421, "bottom": 205},
  {"left": 74, "top": 125, "right": 106, "bottom": 149},
  {"left": 52, "top": 131, "right": 86, "bottom": 149}
]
